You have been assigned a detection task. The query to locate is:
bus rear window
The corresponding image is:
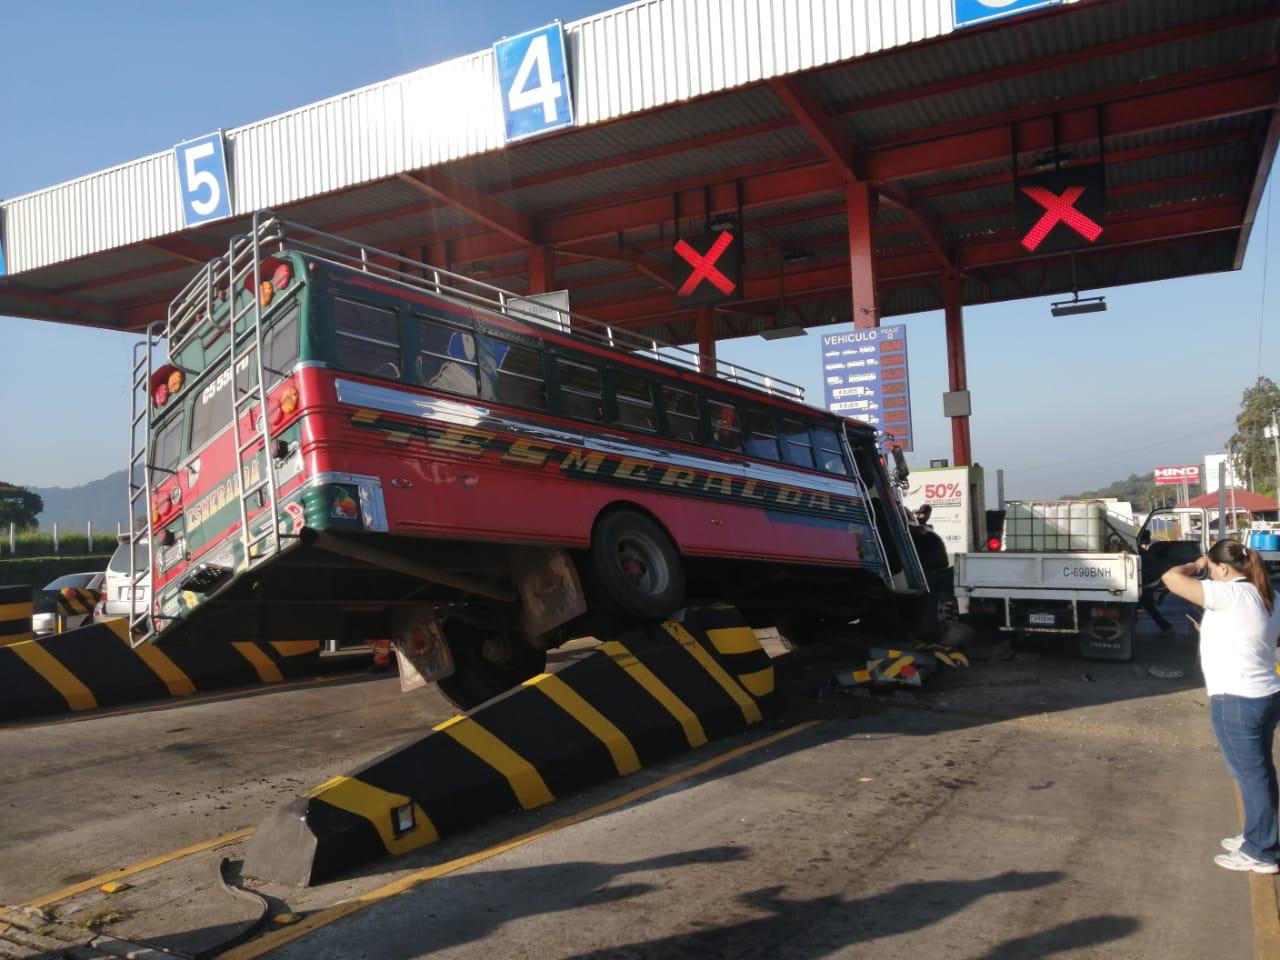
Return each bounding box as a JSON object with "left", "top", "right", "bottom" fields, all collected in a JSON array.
[
  {"left": 335, "top": 299, "right": 401, "bottom": 380},
  {"left": 150, "top": 417, "right": 182, "bottom": 484},
  {"left": 189, "top": 370, "right": 234, "bottom": 453}
]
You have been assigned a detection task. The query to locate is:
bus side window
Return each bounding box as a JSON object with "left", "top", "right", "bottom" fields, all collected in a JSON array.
[
  {"left": 781, "top": 418, "right": 816, "bottom": 469},
  {"left": 744, "top": 408, "right": 781, "bottom": 461},
  {"left": 484, "top": 335, "right": 548, "bottom": 410},
  {"left": 660, "top": 386, "right": 701, "bottom": 443},
  {"left": 335, "top": 298, "right": 401, "bottom": 381},
  {"left": 613, "top": 373, "right": 656, "bottom": 432},
  {"left": 557, "top": 357, "right": 604, "bottom": 422},
  {"left": 812, "top": 426, "right": 849, "bottom": 475},
  {"left": 416, "top": 315, "right": 478, "bottom": 397},
  {"left": 707, "top": 399, "right": 742, "bottom": 451}
]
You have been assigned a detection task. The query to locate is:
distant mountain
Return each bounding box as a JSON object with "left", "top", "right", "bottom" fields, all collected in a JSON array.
[
  {"left": 32, "top": 470, "right": 128, "bottom": 534},
  {"left": 1060, "top": 473, "right": 1163, "bottom": 511}
]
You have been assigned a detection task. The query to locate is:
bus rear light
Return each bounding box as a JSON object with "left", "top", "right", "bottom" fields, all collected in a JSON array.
[
  {"left": 272, "top": 262, "right": 293, "bottom": 290},
  {"left": 280, "top": 384, "right": 299, "bottom": 415},
  {"left": 153, "top": 383, "right": 169, "bottom": 407},
  {"left": 260, "top": 280, "right": 274, "bottom": 306},
  {"left": 986, "top": 536, "right": 1002, "bottom": 551},
  {"left": 167, "top": 370, "right": 184, "bottom": 395}
]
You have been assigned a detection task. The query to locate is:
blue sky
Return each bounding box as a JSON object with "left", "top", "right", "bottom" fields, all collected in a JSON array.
[{"left": 1, "top": 1, "right": 1276, "bottom": 502}]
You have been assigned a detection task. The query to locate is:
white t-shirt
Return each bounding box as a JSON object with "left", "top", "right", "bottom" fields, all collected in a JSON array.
[{"left": 1199, "top": 578, "right": 1280, "bottom": 698}]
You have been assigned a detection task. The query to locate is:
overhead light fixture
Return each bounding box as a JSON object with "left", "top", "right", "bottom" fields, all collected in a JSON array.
[
  {"left": 782, "top": 249, "right": 814, "bottom": 265},
  {"left": 1050, "top": 295, "right": 1107, "bottom": 317},
  {"left": 759, "top": 326, "right": 807, "bottom": 340}
]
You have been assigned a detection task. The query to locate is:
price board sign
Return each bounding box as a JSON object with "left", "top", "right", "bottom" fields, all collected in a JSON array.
[
  {"left": 820, "top": 324, "right": 913, "bottom": 451},
  {"left": 173, "top": 132, "right": 232, "bottom": 227},
  {"left": 494, "top": 22, "right": 575, "bottom": 144}
]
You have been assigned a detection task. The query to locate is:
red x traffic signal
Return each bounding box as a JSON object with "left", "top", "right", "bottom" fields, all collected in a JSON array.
[
  {"left": 1014, "top": 164, "right": 1106, "bottom": 255},
  {"left": 674, "top": 228, "right": 742, "bottom": 305}
]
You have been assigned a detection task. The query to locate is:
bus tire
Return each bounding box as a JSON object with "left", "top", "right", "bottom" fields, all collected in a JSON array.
[
  {"left": 435, "top": 621, "right": 547, "bottom": 710},
  {"left": 589, "top": 509, "right": 685, "bottom": 622}
]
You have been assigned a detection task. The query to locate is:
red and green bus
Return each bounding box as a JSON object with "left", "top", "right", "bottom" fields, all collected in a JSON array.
[{"left": 127, "top": 213, "right": 929, "bottom": 706}]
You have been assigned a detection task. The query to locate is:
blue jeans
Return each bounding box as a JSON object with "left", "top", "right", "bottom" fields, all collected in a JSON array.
[{"left": 1210, "top": 693, "right": 1280, "bottom": 863}]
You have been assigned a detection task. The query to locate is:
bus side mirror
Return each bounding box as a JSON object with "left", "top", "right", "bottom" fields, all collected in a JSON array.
[{"left": 890, "top": 446, "right": 909, "bottom": 484}]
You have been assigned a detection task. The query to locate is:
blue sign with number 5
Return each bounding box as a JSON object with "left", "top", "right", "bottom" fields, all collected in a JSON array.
[
  {"left": 174, "top": 132, "right": 232, "bottom": 227},
  {"left": 494, "top": 23, "right": 574, "bottom": 144},
  {"left": 954, "top": 0, "right": 1060, "bottom": 28}
]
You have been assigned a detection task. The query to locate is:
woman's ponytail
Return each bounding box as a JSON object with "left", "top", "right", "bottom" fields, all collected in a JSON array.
[{"left": 1209, "top": 538, "right": 1275, "bottom": 614}]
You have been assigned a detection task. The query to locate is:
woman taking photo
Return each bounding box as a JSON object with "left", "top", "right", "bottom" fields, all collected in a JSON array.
[{"left": 1163, "top": 539, "right": 1279, "bottom": 873}]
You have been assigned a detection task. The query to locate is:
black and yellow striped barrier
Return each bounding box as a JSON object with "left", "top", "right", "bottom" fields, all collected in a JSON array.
[
  {"left": 0, "top": 618, "right": 321, "bottom": 722},
  {"left": 0, "top": 585, "right": 33, "bottom": 647},
  {"left": 834, "top": 643, "right": 970, "bottom": 689},
  {"left": 55, "top": 587, "right": 100, "bottom": 623},
  {"left": 244, "top": 606, "right": 774, "bottom": 885}
]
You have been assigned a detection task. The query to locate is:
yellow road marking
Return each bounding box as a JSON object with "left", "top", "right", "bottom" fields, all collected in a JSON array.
[
  {"left": 599, "top": 640, "right": 707, "bottom": 747},
  {"left": 25, "top": 827, "right": 253, "bottom": 910},
  {"left": 9, "top": 640, "right": 98, "bottom": 711},
  {"left": 434, "top": 716, "right": 554, "bottom": 809},
  {"left": 523, "top": 673, "right": 641, "bottom": 776},
  {"left": 220, "top": 721, "right": 819, "bottom": 960},
  {"left": 231, "top": 642, "right": 285, "bottom": 683},
  {"left": 705, "top": 625, "right": 762, "bottom": 656},
  {"left": 736, "top": 665, "right": 775, "bottom": 698},
  {"left": 661, "top": 622, "right": 762, "bottom": 725},
  {"left": 309, "top": 776, "right": 438, "bottom": 854}
]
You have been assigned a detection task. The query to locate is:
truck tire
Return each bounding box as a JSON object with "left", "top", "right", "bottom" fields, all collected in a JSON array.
[{"left": 589, "top": 510, "right": 685, "bottom": 622}]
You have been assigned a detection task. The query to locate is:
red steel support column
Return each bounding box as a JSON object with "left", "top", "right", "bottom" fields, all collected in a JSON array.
[
  {"left": 847, "top": 181, "right": 879, "bottom": 329},
  {"left": 527, "top": 245, "right": 556, "bottom": 294},
  {"left": 944, "top": 279, "right": 972, "bottom": 467},
  {"left": 697, "top": 304, "right": 716, "bottom": 375}
]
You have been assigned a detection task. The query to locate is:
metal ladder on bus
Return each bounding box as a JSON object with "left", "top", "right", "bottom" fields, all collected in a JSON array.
[
  {"left": 224, "top": 214, "right": 283, "bottom": 573},
  {"left": 126, "top": 326, "right": 164, "bottom": 645}
]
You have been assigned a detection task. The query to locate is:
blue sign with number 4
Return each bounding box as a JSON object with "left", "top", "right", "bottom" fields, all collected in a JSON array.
[
  {"left": 174, "top": 132, "right": 232, "bottom": 227},
  {"left": 494, "top": 22, "right": 574, "bottom": 144},
  {"left": 954, "top": 0, "right": 1060, "bottom": 28}
]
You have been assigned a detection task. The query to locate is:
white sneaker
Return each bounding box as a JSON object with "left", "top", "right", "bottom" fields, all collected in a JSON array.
[
  {"left": 1222, "top": 834, "right": 1244, "bottom": 853},
  {"left": 1215, "top": 848, "right": 1279, "bottom": 874}
]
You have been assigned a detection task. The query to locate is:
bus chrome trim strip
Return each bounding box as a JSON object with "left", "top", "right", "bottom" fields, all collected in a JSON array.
[{"left": 333, "top": 378, "right": 865, "bottom": 500}]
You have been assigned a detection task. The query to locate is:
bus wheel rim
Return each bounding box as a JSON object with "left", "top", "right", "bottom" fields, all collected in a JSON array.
[{"left": 616, "top": 532, "right": 669, "bottom": 595}]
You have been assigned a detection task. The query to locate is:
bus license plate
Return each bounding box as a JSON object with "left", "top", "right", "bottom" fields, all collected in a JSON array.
[{"left": 1028, "top": 612, "right": 1055, "bottom": 625}]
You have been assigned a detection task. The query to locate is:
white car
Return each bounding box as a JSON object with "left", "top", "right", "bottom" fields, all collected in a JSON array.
[
  {"left": 94, "top": 536, "right": 151, "bottom": 624},
  {"left": 32, "top": 572, "right": 106, "bottom": 636}
]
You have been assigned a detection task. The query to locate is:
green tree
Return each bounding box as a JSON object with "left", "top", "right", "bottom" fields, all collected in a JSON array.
[
  {"left": 0, "top": 482, "right": 43, "bottom": 529},
  {"left": 1227, "top": 376, "right": 1280, "bottom": 498}
]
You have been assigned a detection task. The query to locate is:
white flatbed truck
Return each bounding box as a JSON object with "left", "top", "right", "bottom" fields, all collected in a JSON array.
[{"left": 952, "top": 502, "right": 1253, "bottom": 661}]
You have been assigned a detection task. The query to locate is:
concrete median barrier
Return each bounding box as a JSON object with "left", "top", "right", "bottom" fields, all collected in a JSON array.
[
  {"left": 244, "top": 606, "right": 774, "bottom": 886},
  {"left": 0, "top": 585, "right": 33, "bottom": 646},
  {"left": 0, "top": 618, "right": 321, "bottom": 722}
]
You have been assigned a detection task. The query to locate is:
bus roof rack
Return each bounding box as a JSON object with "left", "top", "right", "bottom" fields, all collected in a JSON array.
[{"left": 165, "top": 211, "right": 805, "bottom": 404}]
